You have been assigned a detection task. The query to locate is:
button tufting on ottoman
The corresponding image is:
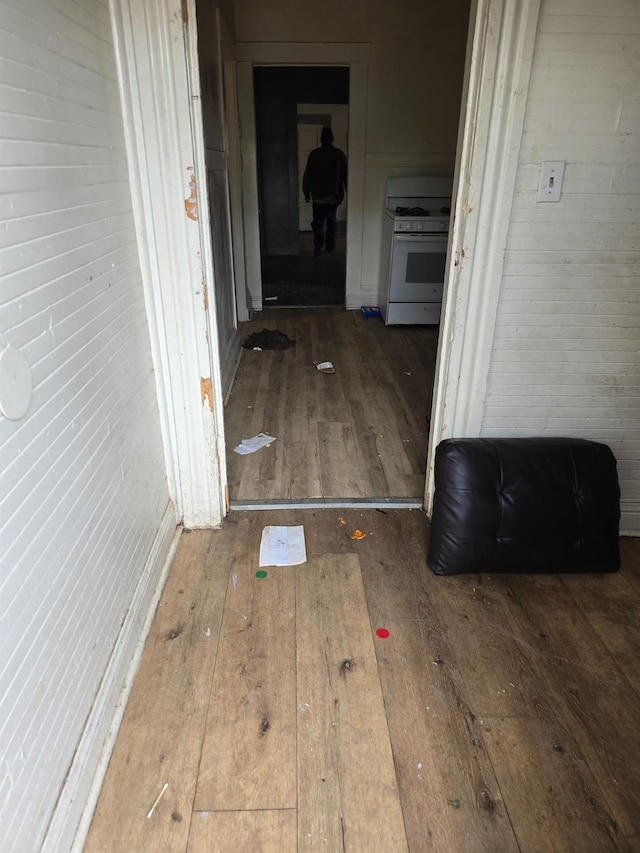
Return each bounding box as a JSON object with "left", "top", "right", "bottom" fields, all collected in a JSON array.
[{"left": 427, "top": 438, "right": 621, "bottom": 575}]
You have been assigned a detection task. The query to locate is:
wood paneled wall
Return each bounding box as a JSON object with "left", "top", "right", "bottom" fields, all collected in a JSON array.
[
  {"left": 0, "top": 1, "right": 174, "bottom": 849},
  {"left": 483, "top": 0, "right": 640, "bottom": 531}
]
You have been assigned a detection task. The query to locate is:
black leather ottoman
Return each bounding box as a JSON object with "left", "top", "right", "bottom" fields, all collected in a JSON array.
[{"left": 427, "top": 438, "right": 620, "bottom": 575}]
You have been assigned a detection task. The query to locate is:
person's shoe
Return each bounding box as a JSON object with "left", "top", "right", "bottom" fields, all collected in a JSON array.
[{"left": 314, "top": 246, "right": 322, "bottom": 257}]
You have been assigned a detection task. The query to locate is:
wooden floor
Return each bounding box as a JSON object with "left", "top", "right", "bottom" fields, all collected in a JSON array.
[
  {"left": 261, "top": 232, "right": 346, "bottom": 306},
  {"left": 224, "top": 309, "right": 438, "bottom": 502},
  {"left": 85, "top": 510, "right": 640, "bottom": 852}
]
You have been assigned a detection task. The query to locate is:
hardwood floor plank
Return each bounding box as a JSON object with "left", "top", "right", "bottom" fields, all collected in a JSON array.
[
  {"left": 355, "top": 509, "right": 434, "bottom": 619},
  {"left": 417, "top": 572, "right": 544, "bottom": 718},
  {"left": 348, "top": 390, "right": 418, "bottom": 497},
  {"left": 84, "top": 530, "right": 225, "bottom": 852},
  {"left": 224, "top": 310, "right": 434, "bottom": 501},
  {"left": 296, "top": 553, "right": 408, "bottom": 851},
  {"left": 317, "top": 420, "right": 374, "bottom": 497},
  {"left": 251, "top": 353, "right": 290, "bottom": 492},
  {"left": 280, "top": 437, "right": 323, "bottom": 498},
  {"left": 345, "top": 398, "right": 391, "bottom": 495},
  {"left": 483, "top": 717, "right": 626, "bottom": 852},
  {"left": 374, "top": 618, "right": 519, "bottom": 852},
  {"left": 354, "top": 321, "right": 433, "bottom": 439},
  {"left": 502, "top": 574, "right": 640, "bottom": 837},
  {"left": 187, "top": 810, "right": 296, "bottom": 852},
  {"left": 236, "top": 441, "right": 280, "bottom": 501},
  {"left": 194, "top": 533, "right": 297, "bottom": 811},
  {"left": 560, "top": 571, "right": 640, "bottom": 695},
  {"left": 283, "top": 367, "right": 318, "bottom": 443},
  {"left": 313, "top": 369, "right": 350, "bottom": 424},
  {"left": 86, "top": 513, "right": 640, "bottom": 852},
  {"left": 620, "top": 537, "right": 640, "bottom": 596},
  {"left": 298, "top": 508, "right": 364, "bottom": 557}
]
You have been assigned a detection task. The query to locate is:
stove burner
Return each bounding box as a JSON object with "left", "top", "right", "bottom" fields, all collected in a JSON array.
[{"left": 395, "top": 206, "right": 430, "bottom": 217}]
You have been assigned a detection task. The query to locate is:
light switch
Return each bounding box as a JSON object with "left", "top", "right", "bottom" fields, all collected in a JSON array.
[{"left": 537, "top": 161, "right": 565, "bottom": 202}]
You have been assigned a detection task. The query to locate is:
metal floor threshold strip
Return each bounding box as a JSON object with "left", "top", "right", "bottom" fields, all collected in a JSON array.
[{"left": 229, "top": 497, "right": 424, "bottom": 511}]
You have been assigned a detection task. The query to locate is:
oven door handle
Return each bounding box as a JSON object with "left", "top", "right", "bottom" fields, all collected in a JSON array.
[{"left": 394, "top": 233, "right": 447, "bottom": 242}]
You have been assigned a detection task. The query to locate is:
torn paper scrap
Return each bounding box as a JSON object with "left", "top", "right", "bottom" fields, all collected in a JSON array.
[
  {"left": 259, "top": 525, "right": 307, "bottom": 566},
  {"left": 233, "top": 433, "right": 277, "bottom": 455},
  {"left": 314, "top": 360, "right": 335, "bottom": 373}
]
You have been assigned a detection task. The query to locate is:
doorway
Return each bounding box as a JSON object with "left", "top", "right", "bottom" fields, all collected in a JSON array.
[
  {"left": 115, "top": 4, "right": 541, "bottom": 526},
  {"left": 254, "top": 66, "right": 349, "bottom": 308}
]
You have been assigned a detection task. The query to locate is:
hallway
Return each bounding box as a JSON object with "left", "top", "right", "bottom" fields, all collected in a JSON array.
[{"left": 261, "top": 232, "right": 346, "bottom": 307}]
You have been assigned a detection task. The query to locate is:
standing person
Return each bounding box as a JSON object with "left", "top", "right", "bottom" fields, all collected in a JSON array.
[{"left": 302, "top": 127, "right": 347, "bottom": 257}]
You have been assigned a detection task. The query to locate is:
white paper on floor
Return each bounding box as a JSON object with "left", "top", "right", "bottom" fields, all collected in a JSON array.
[
  {"left": 233, "top": 433, "right": 277, "bottom": 455},
  {"left": 259, "top": 525, "right": 307, "bottom": 567}
]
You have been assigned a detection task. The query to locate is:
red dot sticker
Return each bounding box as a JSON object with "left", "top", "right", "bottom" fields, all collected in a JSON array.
[{"left": 376, "top": 628, "right": 390, "bottom": 639}]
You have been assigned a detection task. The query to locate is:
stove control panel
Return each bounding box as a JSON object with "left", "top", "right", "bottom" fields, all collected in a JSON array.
[{"left": 395, "top": 219, "right": 448, "bottom": 233}]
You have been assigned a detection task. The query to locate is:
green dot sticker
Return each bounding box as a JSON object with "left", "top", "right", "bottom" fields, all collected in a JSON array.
[{"left": 256, "top": 570, "right": 268, "bottom": 579}]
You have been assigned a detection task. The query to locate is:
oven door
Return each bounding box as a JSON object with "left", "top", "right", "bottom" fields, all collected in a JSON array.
[{"left": 388, "top": 233, "right": 448, "bottom": 302}]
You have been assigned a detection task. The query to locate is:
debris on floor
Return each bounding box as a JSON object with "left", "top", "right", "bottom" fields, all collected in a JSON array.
[
  {"left": 146, "top": 782, "right": 168, "bottom": 818},
  {"left": 259, "top": 525, "right": 307, "bottom": 567},
  {"left": 314, "top": 360, "right": 336, "bottom": 374},
  {"left": 242, "top": 329, "right": 296, "bottom": 350},
  {"left": 233, "top": 433, "right": 277, "bottom": 455},
  {"left": 350, "top": 529, "right": 366, "bottom": 540}
]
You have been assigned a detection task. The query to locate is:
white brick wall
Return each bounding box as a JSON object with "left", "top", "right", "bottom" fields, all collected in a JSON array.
[
  {"left": 482, "top": 0, "right": 640, "bottom": 528},
  {"left": 0, "top": 1, "right": 174, "bottom": 849}
]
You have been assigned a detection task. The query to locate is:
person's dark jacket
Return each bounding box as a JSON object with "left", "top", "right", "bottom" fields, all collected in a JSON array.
[{"left": 303, "top": 144, "right": 347, "bottom": 204}]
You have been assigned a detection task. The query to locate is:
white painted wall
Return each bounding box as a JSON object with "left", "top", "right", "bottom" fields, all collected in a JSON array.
[
  {"left": 234, "top": 0, "right": 471, "bottom": 306},
  {"left": 481, "top": 0, "right": 640, "bottom": 531},
  {"left": 0, "top": 1, "right": 177, "bottom": 849}
]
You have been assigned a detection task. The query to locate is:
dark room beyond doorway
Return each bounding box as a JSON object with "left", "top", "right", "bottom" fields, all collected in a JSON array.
[{"left": 254, "top": 66, "right": 349, "bottom": 307}]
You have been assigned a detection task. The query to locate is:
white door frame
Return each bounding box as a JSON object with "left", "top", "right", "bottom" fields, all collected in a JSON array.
[
  {"left": 112, "top": 0, "right": 541, "bottom": 526},
  {"left": 111, "top": 0, "right": 228, "bottom": 528},
  {"left": 424, "top": 0, "right": 541, "bottom": 513},
  {"left": 235, "top": 42, "right": 370, "bottom": 311},
  {"left": 218, "top": 10, "right": 251, "bottom": 324}
]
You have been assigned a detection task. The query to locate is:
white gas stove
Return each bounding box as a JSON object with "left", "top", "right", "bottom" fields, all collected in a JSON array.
[{"left": 380, "top": 176, "right": 453, "bottom": 325}]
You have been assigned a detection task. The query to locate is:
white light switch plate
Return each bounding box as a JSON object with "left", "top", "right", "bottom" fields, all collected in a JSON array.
[{"left": 537, "top": 161, "right": 565, "bottom": 202}]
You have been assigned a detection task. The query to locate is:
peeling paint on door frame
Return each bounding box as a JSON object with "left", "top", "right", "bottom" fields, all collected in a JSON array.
[
  {"left": 185, "top": 167, "right": 198, "bottom": 221},
  {"left": 200, "top": 377, "right": 214, "bottom": 412}
]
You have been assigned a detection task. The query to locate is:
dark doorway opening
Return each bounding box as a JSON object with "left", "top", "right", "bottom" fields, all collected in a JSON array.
[{"left": 254, "top": 66, "right": 349, "bottom": 307}]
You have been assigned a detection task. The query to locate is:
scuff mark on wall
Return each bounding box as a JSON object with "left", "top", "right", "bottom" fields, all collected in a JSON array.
[
  {"left": 185, "top": 167, "right": 198, "bottom": 221},
  {"left": 200, "top": 377, "right": 214, "bottom": 412}
]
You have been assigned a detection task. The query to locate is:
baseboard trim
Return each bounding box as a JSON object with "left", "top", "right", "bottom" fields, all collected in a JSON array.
[
  {"left": 621, "top": 499, "right": 640, "bottom": 536},
  {"left": 42, "top": 501, "right": 180, "bottom": 853}
]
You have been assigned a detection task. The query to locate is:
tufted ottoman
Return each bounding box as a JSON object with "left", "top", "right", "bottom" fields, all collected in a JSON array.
[{"left": 427, "top": 438, "right": 620, "bottom": 575}]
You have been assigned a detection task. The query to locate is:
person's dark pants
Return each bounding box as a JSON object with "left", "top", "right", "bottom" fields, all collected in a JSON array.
[{"left": 311, "top": 203, "right": 338, "bottom": 252}]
